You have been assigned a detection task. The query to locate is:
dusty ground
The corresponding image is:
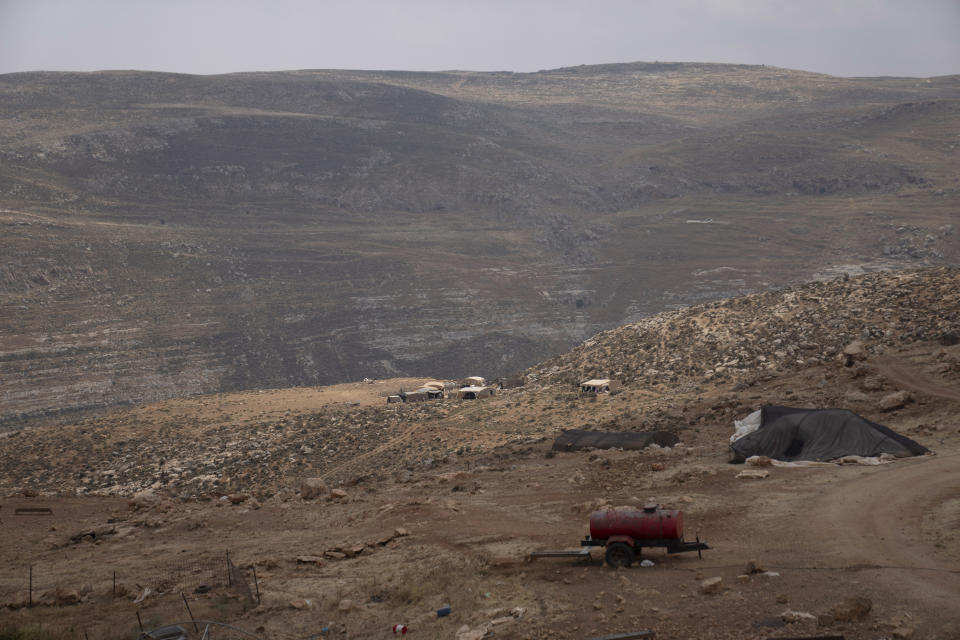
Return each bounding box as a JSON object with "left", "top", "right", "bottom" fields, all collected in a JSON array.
[{"left": 1, "top": 346, "right": 959, "bottom": 640}]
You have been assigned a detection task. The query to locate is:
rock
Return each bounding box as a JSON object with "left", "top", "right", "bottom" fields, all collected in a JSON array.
[
  {"left": 879, "top": 390, "right": 912, "bottom": 412},
  {"left": 841, "top": 340, "right": 867, "bottom": 365},
  {"left": 892, "top": 627, "right": 915, "bottom": 640},
  {"left": 324, "top": 551, "right": 347, "bottom": 560},
  {"left": 290, "top": 598, "right": 314, "bottom": 609},
  {"left": 300, "top": 478, "right": 329, "bottom": 500},
  {"left": 781, "top": 610, "right": 817, "bottom": 623},
  {"left": 330, "top": 488, "right": 348, "bottom": 500},
  {"left": 42, "top": 535, "right": 66, "bottom": 549},
  {"left": 228, "top": 493, "right": 248, "bottom": 504},
  {"left": 736, "top": 574, "right": 750, "bottom": 583},
  {"left": 743, "top": 560, "right": 765, "bottom": 574},
  {"left": 295, "top": 556, "right": 324, "bottom": 564},
  {"left": 828, "top": 596, "right": 871, "bottom": 622},
  {"left": 455, "top": 624, "right": 489, "bottom": 640},
  {"left": 337, "top": 598, "right": 356, "bottom": 612},
  {"left": 394, "top": 527, "right": 410, "bottom": 537},
  {"left": 746, "top": 456, "right": 774, "bottom": 467},
  {"left": 736, "top": 469, "right": 770, "bottom": 479},
  {"left": 775, "top": 594, "right": 788, "bottom": 604},
  {"left": 845, "top": 391, "right": 870, "bottom": 403},
  {"left": 22, "top": 488, "right": 38, "bottom": 497},
  {"left": 700, "top": 577, "right": 723, "bottom": 595},
  {"left": 127, "top": 490, "right": 158, "bottom": 510},
  {"left": 53, "top": 587, "right": 81, "bottom": 606},
  {"left": 248, "top": 498, "right": 262, "bottom": 510}
]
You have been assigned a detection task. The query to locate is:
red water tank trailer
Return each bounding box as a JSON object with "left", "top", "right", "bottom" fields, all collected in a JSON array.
[
  {"left": 581, "top": 504, "right": 709, "bottom": 567},
  {"left": 589, "top": 507, "right": 683, "bottom": 541}
]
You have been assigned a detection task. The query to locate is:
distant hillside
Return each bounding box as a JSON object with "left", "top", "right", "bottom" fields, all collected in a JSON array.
[{"left": 1, "top": 64, "right": 959, "bottom": 422}]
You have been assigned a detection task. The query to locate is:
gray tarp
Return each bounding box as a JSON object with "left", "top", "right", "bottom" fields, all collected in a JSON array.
[
  {"left": 729, "top": 406, "right": 929, "bottom": 463},
  {"left": 553, "top": 429, "right": 679, "bottom": 452}
]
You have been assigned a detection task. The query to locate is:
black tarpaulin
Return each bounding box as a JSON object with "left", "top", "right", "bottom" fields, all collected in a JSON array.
[
  {"left": 553, "top": 429, "right": 679, "bottom": 451},
  {"left": 730, "top": 405, "right": 929, "bottom": 463}
]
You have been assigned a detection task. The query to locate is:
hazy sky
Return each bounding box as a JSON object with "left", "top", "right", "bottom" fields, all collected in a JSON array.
[{"left": 1, "top": 0, "right": 958, "bottom": 78}]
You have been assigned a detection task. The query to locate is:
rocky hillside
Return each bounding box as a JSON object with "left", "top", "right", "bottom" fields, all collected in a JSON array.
[
  {"left": 2, "top": 65, "right": 960, "bottom": 422},
  {"left": 531, "top": 267, "right": 960, "bottom": 389}
]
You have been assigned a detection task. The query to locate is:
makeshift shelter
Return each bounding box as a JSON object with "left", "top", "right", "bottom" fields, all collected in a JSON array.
[
  {"left": 400, "top": 390, "right": 430, "bottom": 403},
  {"left": 580, "top": 379, "right": 622, "bottom": 394},
  {"left": 553, "top": 429, "right": 679, "bottom": 452},
  {"left": 729, "top": 406, "right": 928, "bottom": 463},
  {"left": 460, "top": 376, "right": 486, "bottom": 388},
  {"left": 401, "top": 387, "right": 443, "bottom": 402},
  {"left": 458, "top": 385, "right": 494, "bottom": 399}
]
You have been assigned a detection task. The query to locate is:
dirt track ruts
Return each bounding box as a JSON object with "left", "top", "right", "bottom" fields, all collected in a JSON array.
[{"left": 795, "top": 453, "right": 960, "bottom": 612}]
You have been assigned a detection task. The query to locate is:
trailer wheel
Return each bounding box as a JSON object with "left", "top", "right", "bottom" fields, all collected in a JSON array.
[{"left": 605, "top": 543, "right": 635, "bottom": 568}]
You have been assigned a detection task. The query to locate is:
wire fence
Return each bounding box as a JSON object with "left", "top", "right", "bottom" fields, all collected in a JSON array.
[{"left": 0, "top": 552, "right": 258, "bottom": 609}]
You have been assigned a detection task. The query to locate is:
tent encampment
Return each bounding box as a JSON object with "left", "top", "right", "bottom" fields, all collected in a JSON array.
[{"left": 729, "top": 406, "right": 929, "bottom": 463}]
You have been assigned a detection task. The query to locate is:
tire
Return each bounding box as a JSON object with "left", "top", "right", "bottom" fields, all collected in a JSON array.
[{"left": 605, "top": 542, "right": 635, "bottom": 568}]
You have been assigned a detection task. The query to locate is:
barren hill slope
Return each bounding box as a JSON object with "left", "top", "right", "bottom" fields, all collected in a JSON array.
[{"left": 2, "top": 64, "right": 960, "bottom": 423}]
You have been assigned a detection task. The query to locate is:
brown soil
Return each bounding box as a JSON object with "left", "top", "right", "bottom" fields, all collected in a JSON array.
[{"left": 1, "top": 348, "right": 959, "bottom": 640}]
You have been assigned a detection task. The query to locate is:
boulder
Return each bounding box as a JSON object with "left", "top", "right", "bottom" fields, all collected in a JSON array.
[
  {"left": 828, "top": 596, "right": 871, "bottom": 622},
  {"left": 743, "top": 560, "right": 765, "bottom": 574},
  {"left": 879, "top": 390, "right": 912, "bottom": 412},
  {"left": 300, "top": 478, "right": 329, "bottom": 500},
  {"left": 841, "top": 340, "right": 868, "bottom": 365},
  {"left": 127, "top": 490, "right": 159, "bottom": 511},
  {"left": 330, "top": 488, "right": 348, "bottom": 500},
  {"left": 53, "top": 587, "right": 81, "bottom": 606},
  {"left": 700, "top": 576, "right": 723, "bottom": 595}
]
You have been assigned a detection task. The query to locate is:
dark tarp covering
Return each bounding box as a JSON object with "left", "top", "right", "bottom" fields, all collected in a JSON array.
[
  {"left": 730, "top": 406, "right": 929, "bottom": 463},
  {"left": 553, "top": 429, "right": 679, "bottom": 452}
]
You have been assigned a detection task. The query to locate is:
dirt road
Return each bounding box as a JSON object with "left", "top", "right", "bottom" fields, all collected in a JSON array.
[{"left": 796, "top": 453, "right": 960, "bottom": 616}]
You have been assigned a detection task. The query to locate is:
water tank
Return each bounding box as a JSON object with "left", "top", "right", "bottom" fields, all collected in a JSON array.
[{"left": 589, "top": 506, "right": 684, "bottom": 542}]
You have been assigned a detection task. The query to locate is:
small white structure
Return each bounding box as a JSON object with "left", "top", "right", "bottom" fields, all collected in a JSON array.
[
  {"left": 460, "top": 376, "right": 486, "bottom": 388},
  {"left": 580, "top": 378, "right": 621, "bottom": 394}
]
